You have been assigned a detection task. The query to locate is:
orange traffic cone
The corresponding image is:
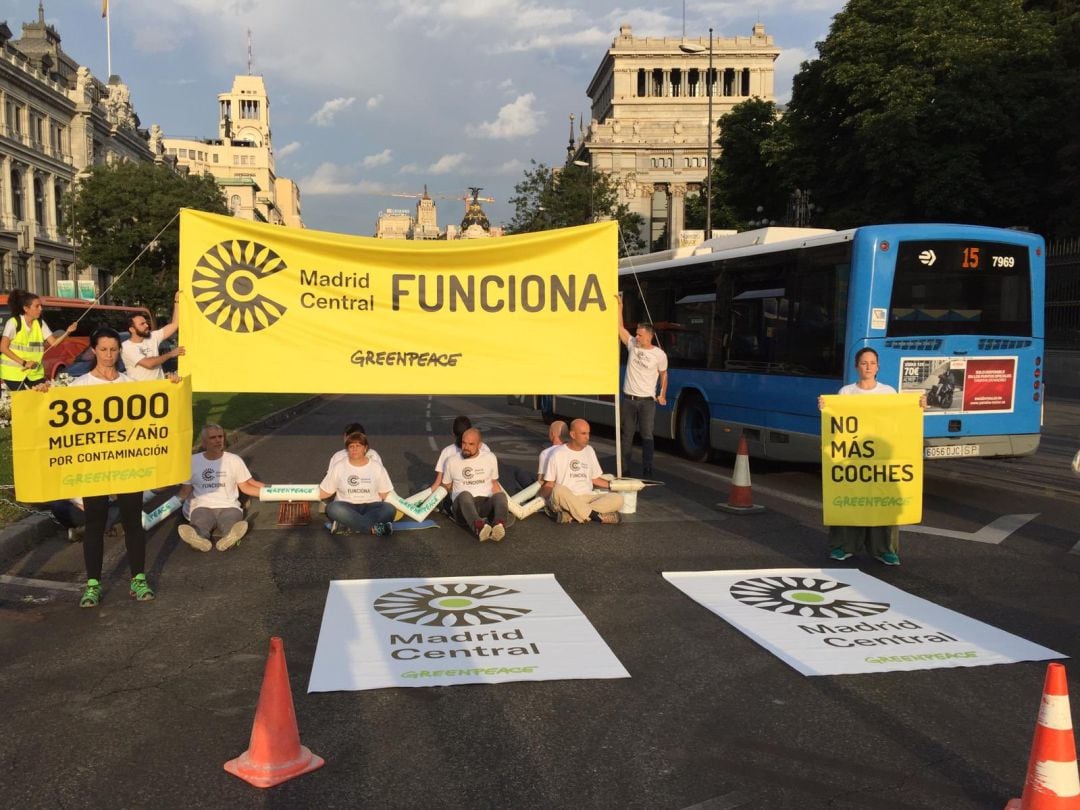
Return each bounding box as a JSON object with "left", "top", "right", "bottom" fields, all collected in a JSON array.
[
  {"left": 224, "top": 637, "right": 325, "bottom": 788},
  {"left": 1005, "top": 662, "right": 1080, "bottom": 809},
  {"left": 717, "top": 435, "right": 765, "bottom": 514}
]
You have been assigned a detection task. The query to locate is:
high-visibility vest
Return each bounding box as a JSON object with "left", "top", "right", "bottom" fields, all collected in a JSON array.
[{"left": 0, "top": 317, "right": 46, "bottom": 384}]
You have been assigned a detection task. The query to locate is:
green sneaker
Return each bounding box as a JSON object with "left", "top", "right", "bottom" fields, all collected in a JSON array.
[
  {"left": 129, "top": 573, "right": 155, "bottom": 602},
  {"left": 875, "top": 551, "right": 901, "bottom": 566},
  {"left": 829, "top": 548, "right": 853, "bottom": 561},
  {"left": 79, "top": 579, "right": 101, "bottom": 608}
]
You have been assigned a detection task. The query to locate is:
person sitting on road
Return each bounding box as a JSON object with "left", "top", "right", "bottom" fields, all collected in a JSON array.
[
  {"left": 541, "top": 418, "right": 623, "bottom": 524},
  {"left": 325, "top": 421, "right": 383, "bottom": 473},
  {"left": 51, "top": 496, "right": 121, "bottom": 543},
  {"left": 537, "top": 420, "right": 569, "bottom": 483},
  {"left": 318, "top": 431, "right": 396, "bottom": 536},
  {"left": 177, "top": 424, "right": 265, "bottom": 552},
  {"left": 429, "top": 415, "right": 491, "bottom": 493},
  {"left": 441, "top": 428, "right": 512, "bottom": 542},
  {"left": 120, "top": 292, "right": 184, "bottom": 381}
]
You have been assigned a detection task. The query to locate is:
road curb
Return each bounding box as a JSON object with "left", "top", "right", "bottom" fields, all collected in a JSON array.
[{"left": 0, "top": 395, "right": 324, "bottom": 567}]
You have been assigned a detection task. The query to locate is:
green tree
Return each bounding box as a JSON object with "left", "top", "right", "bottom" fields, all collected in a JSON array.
[
  {"left": 69, "top": 162, "right": 229, "bottom": 314},
  {"left": 506, "top": 160, "right": 647, "bottom": 256},
  {"left": 784, "top": 0, "right": 1067, "bottom": 233},
  {"left": 711, "top": 98, "right": 790, "bottom": 229}
]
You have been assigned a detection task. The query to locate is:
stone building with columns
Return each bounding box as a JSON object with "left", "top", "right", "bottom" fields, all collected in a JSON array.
[
  {"left": 0, "top": 6, "right": 153, "bottom": 297},
  {"left": 576, "top": 23, "right": 780, "bottom": 249},
  {"left": 164, "top": 75, "right": 303, "bottom": 229}
]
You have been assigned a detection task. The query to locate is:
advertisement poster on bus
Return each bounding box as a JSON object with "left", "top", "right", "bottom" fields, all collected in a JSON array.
[{"left": 898, "top": 356, "right": 1016, "bottom": 414}]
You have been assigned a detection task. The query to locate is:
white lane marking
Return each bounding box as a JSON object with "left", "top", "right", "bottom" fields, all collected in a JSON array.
[
  {"left": 901, "top": 513, "right": 1039, "bottom": 544},
  {"left": 428, "top": 436, "right": 438, "bottom": 452},
  {"left": 1070, "top": 538, "right": 1080, "bottom": 556},
  {"left": 0, "top": 574, "right": 83, "bottom": 593}
]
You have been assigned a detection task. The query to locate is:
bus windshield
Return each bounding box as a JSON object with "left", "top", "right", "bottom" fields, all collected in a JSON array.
[{"left": 888, "top": 240, "right": 1032, "bottom": 337}]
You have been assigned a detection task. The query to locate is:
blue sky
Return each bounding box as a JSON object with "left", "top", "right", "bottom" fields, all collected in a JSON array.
[{"left": 5, "top": 1, "right": 847, "bottom": 236}]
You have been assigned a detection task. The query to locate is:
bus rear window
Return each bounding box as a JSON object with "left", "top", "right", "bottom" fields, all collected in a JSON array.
[{"left": 888, "top": 240, "right": 1031, "bottom": 336}]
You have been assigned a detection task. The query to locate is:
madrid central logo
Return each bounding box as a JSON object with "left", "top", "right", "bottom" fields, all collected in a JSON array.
[
  {"left": 730, "top": 576, "right": 890, "bottom": 619},
  {"left": 374, "top": 583, "right": 532, "bottom": 627},
  {"left": 192, "top": 240, "right": 288, "bottom": 333}
]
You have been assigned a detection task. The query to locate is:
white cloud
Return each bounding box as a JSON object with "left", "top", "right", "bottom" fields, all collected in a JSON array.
[
  {"left": 495, "top": 158, "right": 525, "bottom": 175},
  {"left": 366, "top": 94, "right": 385, "bottom": 109},
  {"left": 499, "top": 27, "right": 610, "bottom": 52},
  {"left": 399, "top": 163, "right": 422, "bottom": 175},
  {"left": 362, "top": 149, "right": 393, "bottom": 168},
  {"left": 310, "top": 97, "right": 356, "bottom": 126},
  {"left": 469, "top": 93, "right": 543, "bottom": 139},
  {"left": 429, "top": 153, "right": 469, "bottom": 174},
  {"left": 773, "top": 47, "right": 812, "bottom": 104},
  {"left": 276, "top": 141, "right": 301, "bottom": 159},
  {"left": 298, "top": 162, "right": 386, "bottom": 195}
]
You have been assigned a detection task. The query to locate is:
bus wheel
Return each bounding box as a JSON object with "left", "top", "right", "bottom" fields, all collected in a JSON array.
[{"left": 676, "top": 395, "right": 710, "bottom": 461}]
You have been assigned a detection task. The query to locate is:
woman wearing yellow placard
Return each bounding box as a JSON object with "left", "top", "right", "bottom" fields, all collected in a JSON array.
[
  {"left": 67, "top": 328, "right": 156, "bottom": 608},
  {"left": 819, "top": 347, "right": 922, "bottom": 566},
  {"left": 0, "top": 290, "right": 75, "bottom": 391}
]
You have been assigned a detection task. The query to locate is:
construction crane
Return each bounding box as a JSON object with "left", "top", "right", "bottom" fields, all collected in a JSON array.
[{"left": 365, "top": 185, "right": 494, "bottom": 209}]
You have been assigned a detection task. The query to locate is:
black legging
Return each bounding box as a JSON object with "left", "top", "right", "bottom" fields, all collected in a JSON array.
[{"left": 83, "top": 492, "right": 146, "bottom": 580}]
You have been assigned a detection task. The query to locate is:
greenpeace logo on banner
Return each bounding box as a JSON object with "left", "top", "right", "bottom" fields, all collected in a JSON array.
[
  {"left": 373, "top": 582, "right": 532, "bottom": 627},
  {"left": 193, "top": 240, "right": 289, "bottom": 333},
  {"left": 730, "top": 576, "right": 890, "bottom": 619}
]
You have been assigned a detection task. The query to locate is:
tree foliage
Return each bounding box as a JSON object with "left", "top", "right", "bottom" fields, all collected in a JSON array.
[
  {"left": 709, "top": 98, "right": 790, "bottom": 229},
  {"left": 781, "top": 0, "right": 1069, "bottom": 233},
  {"left": 506, "top": 160, "right": 647, "bottom": 256},
  {"left": 69, "top": 162, "right": 229, "bottom": 314}
]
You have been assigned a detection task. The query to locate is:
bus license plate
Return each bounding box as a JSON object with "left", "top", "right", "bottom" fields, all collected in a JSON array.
[{"left": 925, "top": 444, "right": 979, "bottom": 459}]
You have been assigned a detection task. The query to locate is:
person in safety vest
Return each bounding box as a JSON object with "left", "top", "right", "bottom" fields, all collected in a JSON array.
[{"left": 0, "top": 290, "right": 75, "bottom": 391}]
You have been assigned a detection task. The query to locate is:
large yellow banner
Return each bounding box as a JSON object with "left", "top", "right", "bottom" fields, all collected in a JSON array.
[
  {"left": 178, "top": 210, "right": 619, "bottom": 394},
  {"left": 11, "top": 377, "right": 193, "bottom": 501},
  {"left": 821, "top": 394, "right": 923, "bottom": 526}
]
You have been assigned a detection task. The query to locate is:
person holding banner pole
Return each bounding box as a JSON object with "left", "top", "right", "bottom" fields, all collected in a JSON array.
[
  {"left": 67, "top": 328, "right": 156, "bottom": 607},
  {"left": 617, "top": 294, "right": 667, "bottom": 478},
  {"left": 1, "top": 290, "right": 76, "bottom": 391},
  {"left": 819, "top": 347, "right": 924, "bottom": 566}
]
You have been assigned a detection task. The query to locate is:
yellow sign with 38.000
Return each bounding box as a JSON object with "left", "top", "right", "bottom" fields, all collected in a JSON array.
[{"left": 11, "top": 376, "right": 192, "bottom": 501}]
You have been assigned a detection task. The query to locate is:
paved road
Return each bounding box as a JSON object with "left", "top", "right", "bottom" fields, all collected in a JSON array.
[{"left": 1, "top": 394, "right": 1078, "bottom": 809}]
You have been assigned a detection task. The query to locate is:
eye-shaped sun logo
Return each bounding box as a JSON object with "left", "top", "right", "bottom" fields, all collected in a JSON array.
[
  {"left": 201, "top": 468, "right": 216, "bottom": 482},
  {"left": 192, "top": 240, "right": 288, "bottom": 333},
  {"left": 374, "top": 583, "right": 532, "bottom": 627},
  {"left": 347, "top": 475, "right": 360, "bottom": 487},
  {"left": 730, "top": 576, "right": 890, "bottom": 618}
]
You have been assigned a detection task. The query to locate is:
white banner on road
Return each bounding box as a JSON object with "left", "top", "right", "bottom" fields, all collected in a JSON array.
[
  {"left": 663, "top": 568, "right": 1065, "bottom": 676},
  {"left": 309, "top": 574, "right": 630, "bottom": 691}
]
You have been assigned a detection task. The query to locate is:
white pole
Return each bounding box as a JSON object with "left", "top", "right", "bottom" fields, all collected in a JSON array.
[{"left": 105, "top": 2, "right": 112, "bottom": 78}]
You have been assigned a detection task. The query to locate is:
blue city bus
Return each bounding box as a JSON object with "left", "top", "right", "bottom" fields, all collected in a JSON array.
[{"left": 521, "top": 223, "right": 1045, "bottom": 463}]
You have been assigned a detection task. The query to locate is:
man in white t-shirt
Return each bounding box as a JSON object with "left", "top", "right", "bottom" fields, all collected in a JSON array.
[
  {"left": 618, "top": 295, "right": 668, "bottom": 477},
  {"left": 441, "top": 428, "right": 510, "bottom": 541},
  {"left": 177, "top": 424, "right": 265, "bottom": 552},
  {"left": 121, "top": 292, "right": 184, "bottom": 382},
  {"left": 537, "top": 420, "right": 568, "bottom": 482},
  {"left": 541, "top": 419, "right": 623, "bottom": 524},
  {"left": 319, "top": 431, "right": 396, "bottom": 536}
]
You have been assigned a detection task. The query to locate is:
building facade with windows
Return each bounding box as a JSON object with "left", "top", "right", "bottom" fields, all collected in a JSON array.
[
  {"left": 164, "top": 74, "right": 303, "bottom": 228},
  {"left": 576, "top": 23, "right": 780, "bottom": 249},
  {"left": 0, "top": 7, "right": 153, "bottom": 297}
]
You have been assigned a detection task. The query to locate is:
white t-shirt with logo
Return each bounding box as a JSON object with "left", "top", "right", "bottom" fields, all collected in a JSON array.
[
  {"left": 185, "top": 451, "right": 252, "bottom": 511},
  {"left": 320, "top": 458, "right": 392, "bottom": 505},
  {"left": 623, "top": 337, "right": 668, "bottom": 397},
  {"left": 544, "top": 445, "right": 602, "bottom": 495},
  {"left": 435, "top": 441, "right": 491, "bottom": 473},
  {"left": 442, "top": 452, "right": 499, "bottom": 503},
  {"left": 121, "top": 329, "right": 167, "bottom": 381}
]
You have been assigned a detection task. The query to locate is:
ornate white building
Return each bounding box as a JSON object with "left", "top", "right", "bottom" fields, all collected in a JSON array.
[
  {"left": 164, "top": 74, "right": 303, "bottom": 228},
  {"left": 0, "top": 5, "right": 153, "bottom": 295},
  {"left": 576, "top": 23, "right": 780, "bottom": 249}
]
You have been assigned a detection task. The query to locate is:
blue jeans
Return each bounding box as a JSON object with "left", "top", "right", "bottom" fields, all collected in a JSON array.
[{"left": 325, "top": 500, "right": 396, "bottom": 533}]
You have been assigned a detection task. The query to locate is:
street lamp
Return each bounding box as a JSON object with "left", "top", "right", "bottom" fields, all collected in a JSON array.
[
  {"left": 573, "top": 158, "right": 593, "bottom": 222},
  {"left": 680, "top": 28, "right": 713, "bottom": 240}
]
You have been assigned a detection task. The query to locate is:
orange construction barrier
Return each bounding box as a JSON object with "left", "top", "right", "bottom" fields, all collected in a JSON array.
[
  {"left": 224, "top": 637, "right": 325, "bottom": 788},
  {"left": 716, "top": 435, "right": 764, "bottom": 514},
  {"left": 1006, "top": 662, "right": 1080, "bottom": 809}
]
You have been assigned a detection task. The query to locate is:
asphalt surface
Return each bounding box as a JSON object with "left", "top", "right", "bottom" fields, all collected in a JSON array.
[{"left": 1, "top": 394, "right": 1078, "bottom": 809}]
